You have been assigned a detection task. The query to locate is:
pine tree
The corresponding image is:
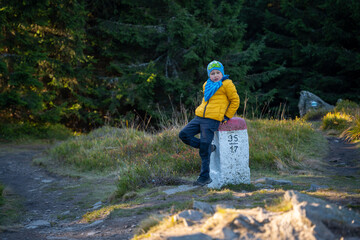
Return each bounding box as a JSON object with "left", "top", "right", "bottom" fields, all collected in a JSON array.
[
  {"left": 82, "top": 0, "right": 258, "bottom": 127},
  {"left": 0, "top": 0, "right": 89, "bottom": 126},
  {"left": 240, "top": 0, "right": 360, "bottom": 116}
]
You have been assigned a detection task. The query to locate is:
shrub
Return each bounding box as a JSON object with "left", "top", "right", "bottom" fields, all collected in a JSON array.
[
  {"left": 322, "top": 112, "right": 353, "bottom": 131},
  {"left": 335, "top": 100, "right": 359, "bottom": 116},
  {"left": 303, "top": 109, "right": 330, "bottom": 121},
  {"left": 0, "top": 122, "right": 72, "bottom": 141}
]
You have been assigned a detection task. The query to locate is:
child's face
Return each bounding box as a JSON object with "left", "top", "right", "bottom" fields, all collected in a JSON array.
[{"left": 209, "top": 70, "right": 223, "bottom": 82}]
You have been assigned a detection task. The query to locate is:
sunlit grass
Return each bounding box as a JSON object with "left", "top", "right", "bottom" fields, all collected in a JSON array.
[
  {"left": 265, "top": 197, "right": 293, "bottom": 212},
  {"left": 80, "top": 203, "right": 131, "bottom": 223},
  {"left": 320, "top": 100, "right": 360, "bottom": 141},
  {"left": 133, "top": 214, "right": 182, "bottom": 240},
  {"left": 322, "top": 112, "right": 353, "bottom": 131}
]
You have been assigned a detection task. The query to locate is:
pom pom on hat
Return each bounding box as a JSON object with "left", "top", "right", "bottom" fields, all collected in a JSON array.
[{"left": 207, "top": 60, "right": 225, "bottom": 77}]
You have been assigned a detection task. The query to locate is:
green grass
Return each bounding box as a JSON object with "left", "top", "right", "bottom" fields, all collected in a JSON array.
[
  {"left": 0, "top": 184, "right": 4, "bottom": 207},
  {"left": 247, "top": 118, "right": 327, "bottom": 170},
  {"left": 223, "top": 183, "right": 257, "bottom": 192},
  {"left": 44, "top": 118, "right": 329, "bottom": 199},
  {"left": 0, "top": 184, "right": 23, "bottom": 227},
  {"left": 0, "top": 122, "right": 73, "bottom": 142},
  {"left": 335, "top": 99, "right": 359, "bottom": 115},
  {"left": 206, "top": 189, "right": 234, "bottom": 202}
]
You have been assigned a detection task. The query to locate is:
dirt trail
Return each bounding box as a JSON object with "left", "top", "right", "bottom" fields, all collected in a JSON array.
[
  {"left": 0, "top": 136, "right": 359, "bottom": 240},
  {"left": 325, "top": 136, "right": 360, "bottom": 176},
  {"left": 0, "top": 145, "right": 139, "bottom": 240}
]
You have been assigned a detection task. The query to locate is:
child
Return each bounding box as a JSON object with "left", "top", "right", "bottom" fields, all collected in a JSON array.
[{"left": 179, "top": 60, "right": 240, "bottom": 186}]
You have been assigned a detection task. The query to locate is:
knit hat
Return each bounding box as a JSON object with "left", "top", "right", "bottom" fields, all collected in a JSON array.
[{"left": 207, "top": 60, "right": 225, "bottom": 77}]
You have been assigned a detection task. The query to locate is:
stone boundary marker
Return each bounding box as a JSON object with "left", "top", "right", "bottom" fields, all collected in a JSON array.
[{"left": 208, "top": 117, "right": 250, "bottom": 189}]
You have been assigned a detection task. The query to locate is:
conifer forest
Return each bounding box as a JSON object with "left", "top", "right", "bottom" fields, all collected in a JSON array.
[{"left": 1, "top": 0, "right": 359, "bottom": 131}]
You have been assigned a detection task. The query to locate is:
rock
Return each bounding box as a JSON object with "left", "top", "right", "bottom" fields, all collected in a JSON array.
[
  {"left": 272, "top": 179, "right": 293, "bottom": 186},
  {"left": 193, "top": 201, "right": 215, "bottom": 214},
  {"left": 87, "top": 231, "right": 100, "bottom": 236},
  {"left": 177, "top": 210, "right": 204, "bottom": 222},
  {"left": 157, "top": 190, "right": 360, "bottom": 240},
  {"left": 222, "top": 227, "right": 239, "bottom": 239},
  {"left": 163, "top": 185, "right": 198, "bottom": 195},
  {"left": 213, "top": 204, "right": 235, "bottom": 211},
  {"left": 336, "top": 162, "right": 346, "bottom": 167},
  {"left": 232, "top": 214, "right": 264, "bottom": 233},
  {"left": 61, "top": 210, "right": 70, "bottom": 215},
  {"left": 254, "top": 177, "right": 275, "bottom": 184},
  {"left": 25, "top": 220, "right": 51, "bottom": 229},
  {"left": 167, "top": 233, "right": 212, "bottom": 240},
  {"left": 254, "top": 183, "right": 274, "bottom": 189},
  {"left": 298, "top": 90, "right": 334, "bottom": 117},
  {"left": 307, "top": 184, "right": 329, "bottom": 192},
  {"left": 88, "top": 220, "right": 104, "bottom": 228},
  {"left": 92, "top": 201, "right": 102, "bottom": 210},
  {"left": 41, "top": 179, "right": 53, "bottom": 183},
  {"left": 284, "top": 190, "right": 360, "bottom": 239},
  {"left": 175, "top": 210, "right": 204, "bottom": 226},
  {"left": 254, "top": 177, "right": 292, "bottom": 186}
]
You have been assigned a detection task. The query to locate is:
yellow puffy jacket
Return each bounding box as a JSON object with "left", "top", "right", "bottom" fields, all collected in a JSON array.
[{"left": 195, "top": 79, "right": 240, "bottom": 122}]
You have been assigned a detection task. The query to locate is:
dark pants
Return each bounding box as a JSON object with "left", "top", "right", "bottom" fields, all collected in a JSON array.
[{"left": 179, "top": 116, "right": 220, "bottom": 179}]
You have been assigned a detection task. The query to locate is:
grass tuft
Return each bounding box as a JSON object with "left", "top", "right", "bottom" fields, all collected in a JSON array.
[
  {"left": 80, "top": 203, "right": 130, "bottom": 223},
  {"left": 321, "top": 100, "right": 360, "bottom": 141},
  {"left": 265, "top": 197, "right": 293, "bottom": 212},
  {"left": 135, "top": 214, "right": 165, "bottom": 235},
  {"left": 341, "top": 117, "right": 360, "bottom": 142},
  {"left": 0, "top": 184, "right": 4, "bottom": 207},
  {"left": 322, "top": 112, "right": 353, "bottom": 131},
  {"left": 0, "top": 185, "right": 23, "bottom": 227}
]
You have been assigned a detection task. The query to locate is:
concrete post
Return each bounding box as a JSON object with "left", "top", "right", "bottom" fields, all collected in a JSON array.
[{"left": 208, "top": 117, "right": 250, "bottom": 189}]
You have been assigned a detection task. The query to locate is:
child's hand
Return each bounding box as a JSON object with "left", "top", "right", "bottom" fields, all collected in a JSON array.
[{"left": 221, "top": 116, "right": 230, "bottom": 125}]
